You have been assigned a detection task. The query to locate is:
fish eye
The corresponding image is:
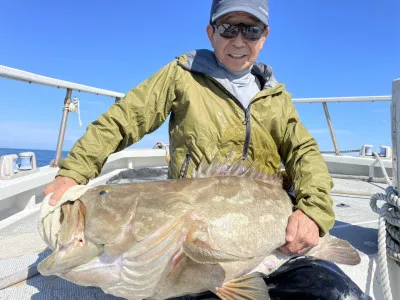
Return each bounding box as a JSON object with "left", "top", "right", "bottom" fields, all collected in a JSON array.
[{"left": 99, "top": 189, "right": 109, "bottom": 196}]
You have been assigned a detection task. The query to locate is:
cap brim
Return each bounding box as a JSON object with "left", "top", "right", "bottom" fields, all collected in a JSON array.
[{"left": 211, "top": 6, "right": 269, "bottom": 26}]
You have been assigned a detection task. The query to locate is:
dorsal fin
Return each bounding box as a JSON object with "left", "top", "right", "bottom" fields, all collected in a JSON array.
[{"left": 192, "top": 154, "right": 283, "bottom": 188}]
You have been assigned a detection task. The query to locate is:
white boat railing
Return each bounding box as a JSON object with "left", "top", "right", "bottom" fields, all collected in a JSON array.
[
  {"left": 0, "top": 64, "right": 395, "bottom": 162},
  {"left": 0, "top": 65, "right": 126, "bottom": 166},
  {"left": 1, "top": 65, "right": 391, "bottom": 103},
  {"left": 293, "top": 95, "right": 391, "bottom": 103},
  {"left": 0, "top": 65, "right": 124, "bottom": 98}
]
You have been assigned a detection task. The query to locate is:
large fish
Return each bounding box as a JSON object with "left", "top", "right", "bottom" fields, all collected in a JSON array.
[{"left": 37, "top": 160, "right": 361, "bottom": 299}]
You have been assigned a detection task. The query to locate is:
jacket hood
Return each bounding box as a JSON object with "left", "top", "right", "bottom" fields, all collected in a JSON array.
[{"left": 178, "top": 49, "right": 279, "bottom": 91}]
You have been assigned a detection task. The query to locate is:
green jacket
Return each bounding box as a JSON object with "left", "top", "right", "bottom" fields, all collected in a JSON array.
[{"left": 58, "top": 49, "right": 334, "bottom": 235}]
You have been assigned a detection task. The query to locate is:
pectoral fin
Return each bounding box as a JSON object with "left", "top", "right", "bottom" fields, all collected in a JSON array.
[
  {"left": 309, "top": 237, "right": 361, "bottom": 265},
  {"left": 183, "top": 218, "right": 252, "bottom": 264},
  {"left": 216, "top": 272, "right": 269, "bottom": 300}
]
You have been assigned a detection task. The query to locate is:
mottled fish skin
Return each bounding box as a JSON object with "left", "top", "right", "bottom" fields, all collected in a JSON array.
[
  {"left": 38, "top": 166, "right": 361, "bottom": 299},
  {"left": 38, "top": 175, "right": 293, "bottom": 299}
]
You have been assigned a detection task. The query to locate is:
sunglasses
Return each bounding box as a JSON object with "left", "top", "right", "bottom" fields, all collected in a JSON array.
[{"left": 213, "top": 23, "right": 266, "bottom": 41}]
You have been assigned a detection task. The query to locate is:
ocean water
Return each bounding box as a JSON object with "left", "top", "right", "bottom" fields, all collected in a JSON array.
[{"left": 0, "top": 148, "right": 69, "bottom": 168}]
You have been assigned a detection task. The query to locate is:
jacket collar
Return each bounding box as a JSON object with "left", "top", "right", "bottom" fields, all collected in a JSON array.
[{"left": 178, "top": 49, "right": 280, "bottom": 91}]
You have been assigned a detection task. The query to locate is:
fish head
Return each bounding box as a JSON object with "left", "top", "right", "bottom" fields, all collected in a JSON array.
[
  {"left": 38, "top": 200, "right": 103, "bottom": 275},
  {"left": 77, "top": 185, "right": 141, "bottom": 247}
]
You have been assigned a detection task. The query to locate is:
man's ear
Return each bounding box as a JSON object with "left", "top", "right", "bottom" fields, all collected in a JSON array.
[
  {"left": 259, "top": 26, "right": 269, "bottom": 46},
  {"left": 206, "top": 24, "right": 215, "bottom": 48},
  {"left": 264, "top": 26, "right": 270, "bottom": 38}
]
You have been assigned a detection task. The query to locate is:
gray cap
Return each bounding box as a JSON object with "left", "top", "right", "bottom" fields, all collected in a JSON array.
[{"left": 210, "top": 0, "right": 269, "bottom": 26}]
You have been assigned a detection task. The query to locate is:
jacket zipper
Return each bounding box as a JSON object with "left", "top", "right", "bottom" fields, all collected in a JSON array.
[
  {"left": 212, "top": 80, "right": 253, "bottom": 160},
  {"left": 242, "top": 106, "right": 252, "bottom": 160},
  {"left": 179, "top": 153, "right": 191, "bottom": 178}
]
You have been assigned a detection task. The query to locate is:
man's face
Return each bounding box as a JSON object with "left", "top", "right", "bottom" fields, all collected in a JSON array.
[{"left": 207, "top": 12, "right": 269, "bottom": 71}]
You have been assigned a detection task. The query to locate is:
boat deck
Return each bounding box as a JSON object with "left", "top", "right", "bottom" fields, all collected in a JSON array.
[{"left": 0, "top": 176, "right": 389, "bottom": 300}]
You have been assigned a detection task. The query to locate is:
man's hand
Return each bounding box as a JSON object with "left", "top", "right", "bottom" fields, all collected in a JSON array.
[
  {"left": 43, "top": 176, "right": 78, "bottom": 206},
  {"left": 279, "top": 209, "right": 319, "bottom": 255}
]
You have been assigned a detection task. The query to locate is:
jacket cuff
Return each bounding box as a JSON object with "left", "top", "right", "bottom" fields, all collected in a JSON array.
[
  {"left": 295, "top": 198, "right": 335, "bottom": 237},
  {"left": 57, "top": 169, "right": 89, "bottom": 185}
]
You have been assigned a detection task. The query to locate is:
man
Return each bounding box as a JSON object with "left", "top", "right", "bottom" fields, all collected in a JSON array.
[{"left": 44, "top": 0, "right": 334, "bottom": 258}]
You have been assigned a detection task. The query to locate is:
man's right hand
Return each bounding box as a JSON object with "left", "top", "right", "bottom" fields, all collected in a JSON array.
[{"left": 43, "top": 176, "right": 78, "bottom": 206}]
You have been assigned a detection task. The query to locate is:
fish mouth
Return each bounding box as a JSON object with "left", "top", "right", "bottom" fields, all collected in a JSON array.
[
  {"left": 38, "top": 242, "right": 80, "bottom": 275},
  {"left": 39, "top": 199, "right": 92, "bottom": 275},
  {"left": 38, "top": 239, "right": 103, "bottom": 276},
  {"left": 54, "top": 241, "right": 80, "bottom": 263}
]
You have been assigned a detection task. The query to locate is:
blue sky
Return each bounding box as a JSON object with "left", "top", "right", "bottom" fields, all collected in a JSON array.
[{"left": 0, "top": 0, "right": 399, "bottom": 153}]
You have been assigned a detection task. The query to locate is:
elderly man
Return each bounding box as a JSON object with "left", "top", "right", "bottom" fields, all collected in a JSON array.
[{"left": 43, "top": 0, "right": 357, "bottom": 298}]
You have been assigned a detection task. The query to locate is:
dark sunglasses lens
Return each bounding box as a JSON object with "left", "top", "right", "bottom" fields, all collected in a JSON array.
[
  {"left": 216, "top": 24, "right": 264, "bottom": 40},
  {"left": 244, "top": 26, "right": 263, "bottom": 40},
  {"left": 218, "top": 24, "right": 240, "bottom": 38}
]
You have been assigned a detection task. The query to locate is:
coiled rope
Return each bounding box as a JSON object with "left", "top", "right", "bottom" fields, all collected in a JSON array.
[
  {"left": 370, "top": 187, "right": 400, "bottom": 300},
  {"left": 370, "top": 151, "right": 399, "bottom": 300}
]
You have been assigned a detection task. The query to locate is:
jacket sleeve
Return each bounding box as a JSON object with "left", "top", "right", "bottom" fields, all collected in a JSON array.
[
  {"left": 57, "top": 61, "right": 180, "bottom": 184},
  {"left": 278, "top": 91, "right": 335, "bottom": 236}
]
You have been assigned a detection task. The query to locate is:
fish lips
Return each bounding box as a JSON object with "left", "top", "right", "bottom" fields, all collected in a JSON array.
[{"left": 38, "top": 239, "right": 103, "bottom": 276}]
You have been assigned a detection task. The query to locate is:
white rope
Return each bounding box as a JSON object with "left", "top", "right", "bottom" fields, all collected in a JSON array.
[
  {"left": 372, "top": 151, "right": 392, "bottom": 185},
  {"left": 67, "top": 97, "right": 82, "bottom": 127},
  {"left": 370, "top": 186, "right": 400, "bottom": 300}
]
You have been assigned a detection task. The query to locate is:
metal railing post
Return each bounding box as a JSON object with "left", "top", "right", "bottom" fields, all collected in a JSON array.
[
  {"left": 391, "top": 78, "right": 400, "bottom": 189},
  {"left": 322, "top": 102, "right": 340, "bottom": 156},
  {"left": 51, "top": 88, "right": 72, "bottom": 167}
]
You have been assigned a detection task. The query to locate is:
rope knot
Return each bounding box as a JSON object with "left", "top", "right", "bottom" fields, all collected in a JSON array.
[{"left": 67, "top": 97, "right": 82, "bottom": 127}]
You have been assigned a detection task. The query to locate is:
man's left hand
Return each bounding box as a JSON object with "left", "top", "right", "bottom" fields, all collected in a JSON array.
[{"left": 279, "top": 209, "right": 319, "bottom": 255}]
